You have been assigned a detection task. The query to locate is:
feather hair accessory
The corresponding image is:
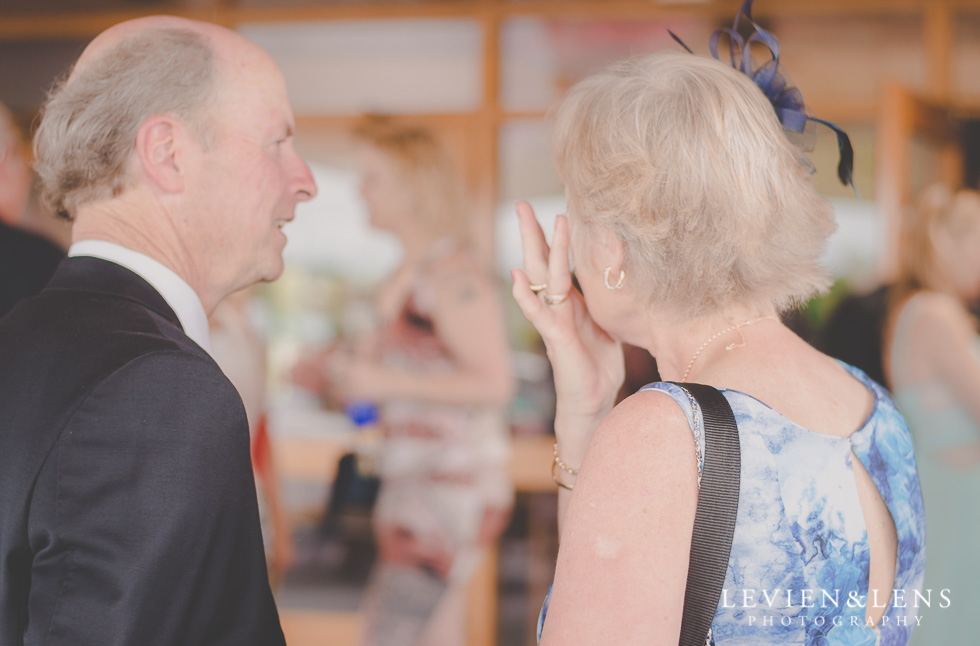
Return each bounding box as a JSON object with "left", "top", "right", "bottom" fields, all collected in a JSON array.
[{"left": 670, "top": 0, "right": 857, "bottom": 195}]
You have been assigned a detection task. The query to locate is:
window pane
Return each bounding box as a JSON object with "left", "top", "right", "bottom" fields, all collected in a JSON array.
[
  {"left": 953, "top": 13, "right": 980, "bottom": 102},
  {"left": 238, "top": 19, "right": 482, "bottom": 115},
  {"left": 500, "top": 17, "right": 715, "bottom": 113},
  {"left": 774, "top": 16, "right": 924, "bottom": 113},
  {"left": 498, "top": 118, "right": 560, "bottom": 202}
]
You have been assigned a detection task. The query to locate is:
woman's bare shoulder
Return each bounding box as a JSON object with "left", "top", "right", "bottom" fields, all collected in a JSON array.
[
  {"left": 551, "top": 386, "right": 699, "bottom": 643},
  {"left": 581, "top": 388, "right": 699, "bottom": 487},
  {"left": 908, "top": 290, "right": 962, "bottom": 316},
  {"left": 904, "top": 291, "right": 975, "bottom": 346}
]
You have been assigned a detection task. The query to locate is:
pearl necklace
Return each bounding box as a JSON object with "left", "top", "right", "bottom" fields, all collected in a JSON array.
[{"left": 680, "top": 315, "right": 777, "bottom": 382}]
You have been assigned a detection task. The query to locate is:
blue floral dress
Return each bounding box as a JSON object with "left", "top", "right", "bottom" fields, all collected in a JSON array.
[{"left": 539, "top": 364, "right": 926, "bottom": 645}]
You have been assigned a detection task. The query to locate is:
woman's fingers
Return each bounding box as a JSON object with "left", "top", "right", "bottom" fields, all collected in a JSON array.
[
  {"left": 511, "top": 268, "right": 551, "bottom": 327},
  {"left": 516, "top": 201, "right": 550, "bottom": 283},
  {"left": 546, "top": 215, "right": 573, "bottom": 300}
]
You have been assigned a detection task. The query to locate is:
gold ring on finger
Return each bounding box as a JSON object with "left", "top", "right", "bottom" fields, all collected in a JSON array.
[
  {"left": 543, "top": 292, "right": 568, "bottom": 306},
  {"left": 529, "top": 283, "right": 548, "bottom": 294}
]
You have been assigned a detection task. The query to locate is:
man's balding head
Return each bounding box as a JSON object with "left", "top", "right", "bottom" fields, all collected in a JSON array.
[
  {"left": 33, "top": 17, "right": 259, "bottom": 220},
  {"left": 34, "top": 16, "right": 316, "bottom": 309}
]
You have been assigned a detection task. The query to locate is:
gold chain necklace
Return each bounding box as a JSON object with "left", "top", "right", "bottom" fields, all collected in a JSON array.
[{"left": 680, "top": 315, "right": 777, "bottom": 382}]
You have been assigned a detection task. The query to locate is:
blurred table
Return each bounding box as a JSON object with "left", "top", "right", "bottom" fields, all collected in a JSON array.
[
  {"left": 271, "top": 404, "right": 556, "bottom": 495},
  {"left": 270, "top": 404, "right": 555, "bottom": 646}
]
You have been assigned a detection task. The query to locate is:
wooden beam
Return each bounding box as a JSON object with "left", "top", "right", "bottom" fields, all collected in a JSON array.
[
  {"left": 874, "top": 84, "right": 911, "bottom": 281},
  {"left": 0, "top": 6, "right": 234, "bottom": 40},
  {"left": 7, "top": 0, "right": 972, "bottom": 41},
  {"left": 948, "top": 101, "right": 980, "bottom": 120},
  {"left": 947, "top": 0, "right": 980, "bottom": 11},
  {"left": 229, "top": 2, "right": 473, "bottom": 25},
  {"left": 295, "top": 113, "right": 480, "bottom": 127},
  {"left": 924, "top": 0, "right": 953, "bottom": 101},
  {"left": 474, "top": 1, "right": 501, "bottom": 268},
  {"left": 873, "top": 84, "right": 962, "bottom": 280}
]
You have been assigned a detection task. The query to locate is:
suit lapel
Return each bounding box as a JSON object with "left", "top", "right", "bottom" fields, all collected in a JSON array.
[{"left": 45, "top": 256, "right": 183, "bottom": 330}]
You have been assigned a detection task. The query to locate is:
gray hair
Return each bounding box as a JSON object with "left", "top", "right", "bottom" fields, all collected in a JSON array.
[
  {"left": 34, "top": 27, "right": 216, "bottom": 220},
  {"left": 553, "top": 51, "right": 836, "bottom": 319}
]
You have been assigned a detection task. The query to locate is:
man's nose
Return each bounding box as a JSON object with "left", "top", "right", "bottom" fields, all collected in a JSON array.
[{"left": 292, "top": 154, "right": 317, "bottom": 202}]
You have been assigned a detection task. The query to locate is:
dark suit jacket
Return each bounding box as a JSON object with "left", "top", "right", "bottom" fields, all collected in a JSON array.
[
  {"left": 0, "top": 221, "right": 65, "bottom": 319},
  {"left": 0, "top": 257, "right": 286, "bottom": 646}
]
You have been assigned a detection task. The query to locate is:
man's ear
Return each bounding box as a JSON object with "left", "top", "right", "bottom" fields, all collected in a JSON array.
[{"left": 134, "top": 115, "right": 187, "bottom": 193}]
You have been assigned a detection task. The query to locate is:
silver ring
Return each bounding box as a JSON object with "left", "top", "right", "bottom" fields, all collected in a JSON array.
[
  {"left": 543, "top": 292, "right": 568, "bottom": 306},
  {"left": 528, "top": 283, "right": 548, "bottom": 294}
]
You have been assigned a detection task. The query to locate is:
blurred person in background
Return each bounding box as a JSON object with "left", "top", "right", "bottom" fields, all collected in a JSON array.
[
  {"left": 210, "top": 288, "right": 295, "bottom": 590},
  {"left": 883, "top": 183, "right": 980, "bottom": 645},
  {"left": 301, "top": 117, "right": 514, "bottom": 646},
  {"left": 0, "top": 101, "right": 64, "bottom": 318},
  {"left": 511, "top": 25, "right": 925, "bottom": 646}
]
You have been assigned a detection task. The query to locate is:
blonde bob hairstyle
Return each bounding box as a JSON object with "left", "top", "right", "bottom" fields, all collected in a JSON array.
[
  {"left": 34, "top": 28, "right": 215, "bottom": 220},
  {"left": 353, "top": 116, "right": 468, "bottom": 242},
  {"left": 552, "top": 51, "right": 836, "bottom": 319},
  {"left": 896, "top": 184, "right": 980, "bottom": 295}
]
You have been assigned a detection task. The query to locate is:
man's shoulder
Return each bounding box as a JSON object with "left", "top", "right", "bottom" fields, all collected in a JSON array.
[
  {"left": 0, "top": 284, "right": 220, "bottom": 423},
  {"left": 0, "top": 287, "right": 239, "bottom": 501},
  {"left": 4, "top": 285, "right": 195, "bottom": 353}
]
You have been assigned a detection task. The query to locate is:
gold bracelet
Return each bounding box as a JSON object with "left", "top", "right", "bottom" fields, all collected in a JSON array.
[
  {"left": 551, "top": 460, "right": 574, "bottom": 491},
  {"left": 553, "top": 442, "right": 579, "bottom": 476}
]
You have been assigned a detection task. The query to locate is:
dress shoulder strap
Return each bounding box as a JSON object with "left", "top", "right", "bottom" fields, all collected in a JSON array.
[{"left": 640, "top": 382, "right": 741, "bottom": 646}]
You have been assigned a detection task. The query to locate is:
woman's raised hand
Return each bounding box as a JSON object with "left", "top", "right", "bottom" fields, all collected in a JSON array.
[{"left": 510, "top": 201, "right": 624, "bottom": 451}]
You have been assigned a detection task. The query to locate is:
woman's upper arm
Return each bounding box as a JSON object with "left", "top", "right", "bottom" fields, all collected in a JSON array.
[
  {"left": 540, "top": 389, "right": 700, "bottom": 646},
  {"left": 916, "top": 296, "right": 980, "bottom": 423},
  {"left": 428, "top": 260, "right": 513, "bottom": 398}
]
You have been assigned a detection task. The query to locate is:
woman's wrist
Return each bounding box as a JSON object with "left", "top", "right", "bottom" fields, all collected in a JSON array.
[{"left": 553, "top": 409, "right": 607, "bottom": 470}]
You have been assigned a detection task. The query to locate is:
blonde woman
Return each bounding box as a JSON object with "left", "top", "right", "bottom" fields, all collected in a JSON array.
[
  {"left": 513, "top": 49, "right": 926, "bottom": 645},
  {"left": 883, "top": 184, "right": 980, "bottom": 645},
  {"left": 318, "top": 118, "right": 514, "bottom": 646}
]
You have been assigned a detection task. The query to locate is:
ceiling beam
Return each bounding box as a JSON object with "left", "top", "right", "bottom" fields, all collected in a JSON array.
[{"left": 7, "top": 0, "right": 980, "bottom": 41}]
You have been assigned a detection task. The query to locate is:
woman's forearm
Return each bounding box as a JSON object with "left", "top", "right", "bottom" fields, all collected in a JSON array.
[{"left": 553, "top": 409, "right": 606, "bottom": 535}]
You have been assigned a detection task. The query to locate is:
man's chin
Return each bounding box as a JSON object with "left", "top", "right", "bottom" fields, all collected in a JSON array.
[
  {"left": 261, "top": 260, "right": 286, "bottom": 284},
  {"left": 242, "top": 256, "right": 285, "bottom": 289}
]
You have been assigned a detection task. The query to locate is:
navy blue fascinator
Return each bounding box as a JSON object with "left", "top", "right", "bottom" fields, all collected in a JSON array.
[{"left": 669, "top": 0, "right": 856, "bottom": 194}]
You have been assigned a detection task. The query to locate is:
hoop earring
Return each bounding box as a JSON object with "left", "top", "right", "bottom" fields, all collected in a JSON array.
[{"left": 603, "top": 267, "right": 625, "bottom": 290}]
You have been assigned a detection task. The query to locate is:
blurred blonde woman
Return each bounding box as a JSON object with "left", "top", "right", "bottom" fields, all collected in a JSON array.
[
  {"left": 883, "top": 184, "right": 980, "bottom": 646},
  {"left": 319, "top": 117, "right": 514, "bottom": 646},
  {"left": 513, "top": 48, "right": 926, "bottom": 645}
]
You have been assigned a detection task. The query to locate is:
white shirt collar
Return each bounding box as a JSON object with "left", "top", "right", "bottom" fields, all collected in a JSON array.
[{"left": 68, "top": 240, "right": 212, "bottom": 354}]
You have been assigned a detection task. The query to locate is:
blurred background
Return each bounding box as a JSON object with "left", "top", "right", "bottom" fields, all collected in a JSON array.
[{"left": 2, "top": 0, "right": 978, "bottom": 644}]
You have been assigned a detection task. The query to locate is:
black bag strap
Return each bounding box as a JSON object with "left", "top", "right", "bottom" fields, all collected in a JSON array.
[{"left": 670, "top": 382, "right": 741, "bottom": 646}]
